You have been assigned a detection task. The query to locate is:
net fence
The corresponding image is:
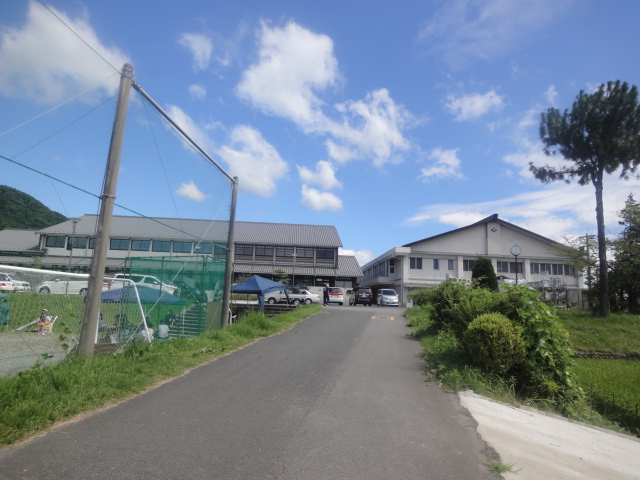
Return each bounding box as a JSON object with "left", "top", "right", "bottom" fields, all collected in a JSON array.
[{"left": 0, "top": 3, "right": 235, "bottom": 376}]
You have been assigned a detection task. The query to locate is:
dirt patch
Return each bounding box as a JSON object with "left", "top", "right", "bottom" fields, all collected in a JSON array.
[{"left": 0, "top": 331, "right": 70, "bottom": 378}]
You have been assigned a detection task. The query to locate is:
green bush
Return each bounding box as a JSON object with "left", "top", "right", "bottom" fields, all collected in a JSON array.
[
  {"left": 463, "top": 313, "right": 525, "bottom": 374},
  {"left": 407, "top": 281, "right": 581, "bottom": 407},
  {"left": 403, "top": 305, "right": 433, "bottom": 337}
]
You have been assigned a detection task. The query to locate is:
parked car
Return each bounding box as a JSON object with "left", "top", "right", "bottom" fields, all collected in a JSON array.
[
  {"left": 108, "top": 274, "right": 179, "bottom": 295},
  {"left": 37, "top": 279, "right": 108, "bottom": 295},
  {"left": 349, "top": 286, "right": 373, "bottom": 306},
  {"left": 327, "top": 287, "right": 344, "bottom": 305},
  {"left": 266, "top": 287, "right": 320, "bottom": 306},
  {"left": 377, "top": 288, "right": 399, "bottom": 306},
  {"left": 0, "top": 273, "right": 31, "bottom": 293}
]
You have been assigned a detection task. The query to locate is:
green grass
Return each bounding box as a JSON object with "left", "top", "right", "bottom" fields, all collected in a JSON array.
[
  {"left": 557, "top": 311, "right": 640, "bottom": 354},
  {"left": 0, "top": 303, "right": 321, "bottom": 446},
  {"left": 573, "top": 358, "right": 640, "bottom": 435}
]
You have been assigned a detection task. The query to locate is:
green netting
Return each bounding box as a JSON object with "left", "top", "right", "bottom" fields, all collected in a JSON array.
[{"left": 124, "top": 255, "right": 227, "bottom": 336}]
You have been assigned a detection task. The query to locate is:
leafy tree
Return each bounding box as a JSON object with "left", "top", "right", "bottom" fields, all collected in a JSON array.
[
  {"left": 609, "top": 194, "right": 640, "bottom": 313},
  {"left": 0, "top": 185, "right": 67, "bottom": 230},
  {"left": 471, "top": 257, "right": 499, "bottom": 291},
  {"left": 530, "top": 80, "right": 640, "bottom": 317}
]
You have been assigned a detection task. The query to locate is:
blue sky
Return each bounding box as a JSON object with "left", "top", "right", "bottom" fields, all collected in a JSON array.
[{"left": 1, "top": 0, "right": 640, "bottom": 266}]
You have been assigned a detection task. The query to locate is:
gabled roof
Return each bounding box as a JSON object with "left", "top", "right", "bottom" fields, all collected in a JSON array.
[
  {"left": 402, "top": 214, "right": 558, "bottom": 248},
  {"left": 37, "top": 215, "right": 343, "bottom": 247}
]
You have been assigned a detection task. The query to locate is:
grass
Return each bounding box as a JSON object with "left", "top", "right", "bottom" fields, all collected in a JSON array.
[
  {"left": 408, "top": 307, "right": 640, "bottom": 437},
  {"left": 558, "top": 311, "right": 640, "bottom": 354},
  {"left": 0, "top": 303, "right": 321, "bottom": 446}
]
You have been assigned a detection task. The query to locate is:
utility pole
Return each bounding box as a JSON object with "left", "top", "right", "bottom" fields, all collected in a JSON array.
[
  {"left": 78, "top": 64, "right": 133, "bottom": 356},
  {"left": 221, "top": 176, "right": 238, "bottom": 328}
]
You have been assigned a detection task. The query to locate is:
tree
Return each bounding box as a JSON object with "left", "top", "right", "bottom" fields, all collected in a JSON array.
[
  {"left": 530, "top": 80, "right": 640, "bottom": 317},
  {"left": 273, "top": 269, "right": 290, "bottom": 285},
  {"left": 471, "top": 257, "right": 499, "bottom": 291},
  {"left": 609, "top": 194, "right": 640, "bottom": 313}
]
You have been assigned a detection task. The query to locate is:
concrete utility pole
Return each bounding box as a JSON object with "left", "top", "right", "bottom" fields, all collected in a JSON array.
[
  {"left": 78, "top": 64, "right": 133, "bottom": 356},
  {"left": 221, "top": 176, "right": 238, "bottom": 328}
]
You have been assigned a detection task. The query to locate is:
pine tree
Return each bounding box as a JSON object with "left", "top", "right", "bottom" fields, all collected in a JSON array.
[{"left": 471, "top": 257, "right": 499, "bottom": 291}]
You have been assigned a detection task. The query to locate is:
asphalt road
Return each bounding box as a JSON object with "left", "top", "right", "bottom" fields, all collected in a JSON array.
[{"left": 0, "top": 305, "right": 500, "bottom": 479}]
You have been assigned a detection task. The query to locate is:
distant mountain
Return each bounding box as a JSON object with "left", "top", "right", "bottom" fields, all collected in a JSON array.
[{"left": 0, "top": 185, "right": 67, "bottom": 230}]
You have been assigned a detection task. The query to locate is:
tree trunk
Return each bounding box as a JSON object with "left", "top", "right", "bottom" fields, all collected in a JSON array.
[{"left": 594, "top": 176, "right": 610, "bottom": 317}]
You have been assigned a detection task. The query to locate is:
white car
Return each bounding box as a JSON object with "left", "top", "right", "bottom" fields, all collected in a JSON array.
[
  {"left": 37, "top": 279, "right": 108, "bottom": 296},
  {"left": 0, "top": 273, "right": 31, "bottom": 293},
  {"left": 109, "top": 274, "right": 179, "bottom": 295},
  {"left": 266, "top": 288, "right": 321, "bottom": 306},
  {"left": 377, "top": 288, "right": 399, "bottom": 306},
  {"left": 326, "top": 287, "right": 344, "bottom": 305}
]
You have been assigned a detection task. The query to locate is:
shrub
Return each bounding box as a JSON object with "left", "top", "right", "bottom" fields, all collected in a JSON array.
[
  {"left": 403, "top": 305, "right": 433, "bottom": 337},
  {"left": 463, "top": 313, "right": 526, "bottom": 373},
  {"left": 471, "top": 257, "right": 499, "bottom": 291}
]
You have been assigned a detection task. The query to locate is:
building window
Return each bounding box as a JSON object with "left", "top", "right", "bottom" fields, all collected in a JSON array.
[
  {"left": 67, "top": 237, "right": 87, "bottom": 250},
  {"left": 389, "top": 259, "right": 395, "bottom": 274},
  {"left": 410, "top": 257, "right": 422, "bottom": 269},
  {"left": 45, "top": 236, "right": 66, "bottom": 248},
  {"left": 510, "top": 262, "right": 523, "bottom": 274},
  {"left": 255, "top": 245, "right": 274, "bottom": 257},
  {"left": 463, "top": 259, "right": 476, "bottom": 271},
  {"left": 173, "top": 241, "right": 192, "bottom": 253},
  {"left": 433, "top": 259, "right": 439, "bottom": 270},
  {"left": 131, "top": 240, "right": 150, "bottom": 252},
  {"left": 194, "top": 243, "right": 213, "bottom": 254},
  {"left": 276, "top": 246, "right": 294, "bottom": 257},
  {"left": 214, "top": 244, "right": 226, "bottom": 255},
  {"left": 88, "top": 238, "right": 95, "bottom": 249},
  {"left": 448, "top": 259, "right": 454, "bottom": 271},
  {"left": 235, "top": 244, "right": 254, "bottom": 256},
  {"left": 497, "top": 261, "right": 509, "bottom": 273},
  {"left": 296, "top": 247, "right": 314, "bottom": 258},
  {"left": 110, "top": 239, "right": 130, "bottom": 251},
  {"left": 152, "top": 240, "right": 171, "bottom": 252},
  {"left": 316, "top": 248, "right": 335, "bottom": 260}
]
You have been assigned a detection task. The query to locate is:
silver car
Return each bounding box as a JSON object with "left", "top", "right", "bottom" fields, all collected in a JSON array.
[
  {"left": 377, "top": 288, "right": 399, "bottom": 306},
  {"left": 0, "top": 273, "right": 30, "bottom": 293}
]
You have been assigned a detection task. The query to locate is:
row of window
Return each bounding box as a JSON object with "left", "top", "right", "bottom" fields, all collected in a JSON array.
[
  {"left": 408, "top": 258, "right": 576, "bottom": 276},
  {"left": 235, "top": 244, "right": 335, "bottom": 261},
  {"left": 45, "top": 236, "right": 225, "bottom": 255}
]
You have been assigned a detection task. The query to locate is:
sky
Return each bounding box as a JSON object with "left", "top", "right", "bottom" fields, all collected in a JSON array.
[{"left": 1, "top": 0, "right": 640, "bottom": 266}]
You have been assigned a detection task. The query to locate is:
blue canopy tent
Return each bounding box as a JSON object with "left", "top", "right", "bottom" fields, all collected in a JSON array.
[
  {"left": 231, "top": 275, "right": 289, "bottom": 312},
  {"left": 101, "top": 285, "right": 184, "bottom": 305}
]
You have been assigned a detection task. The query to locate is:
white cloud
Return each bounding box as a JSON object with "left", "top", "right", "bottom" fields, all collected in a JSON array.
[
  {"left": 236, "top": 21, "right": 338, "bottom": 127},
  {"left": 419, "top": 0, "right": 575, "bottom": 69},
  {"left": 339, "top": 247, "right": 374, "bottom": 266},
  {"left": 189, "top": 84, "right": 207, "bottom": 100},
  {"left": 419, "top": 147, "right": 465, "bottom": 181},
  {"left": 300, "top": 185, "right": 343, "bottom": 211},
  {"left": 544, "top": 84, "right": 558, "bottom": 106},
  {"left": 404, "top": 177, "right": 640, "bottom": 241},
  {"left": 165, "top": 104, "right": 216, "bottom": 153},
  {"left": 0, "top": 0, "right": 129, "bottom": 105},
  {"left": 236, "top": 22, "right": 415, "bottom": 167},
  {"left": 445, "top": 90, "right": 504, "bottom": 120},
  {"left": 176, "top": 180, "right": 210, "bottom": 201},
  {"left": 178, "top": 33, "right": 213, "bottom": 71},
  {"left": 328, "top": 88, "right": 413, "bottom": 166},
  {"left": 218, "top": 125, "right": 288, "bottom": 197},
  {"left": 297, "top": 160, "right": 342, "bottom": 190}
]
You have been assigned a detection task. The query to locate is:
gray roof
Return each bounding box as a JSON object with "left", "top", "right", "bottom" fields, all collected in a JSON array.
[
  {"left": 0, "top": 229, "right": 41, "bottom": 252},
  {"left": 38, "top": 215, "right": 343, "bottom": 247}
]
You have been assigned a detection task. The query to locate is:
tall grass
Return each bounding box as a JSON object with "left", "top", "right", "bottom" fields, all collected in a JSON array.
[{"left": 0, "top": 304, "right": 321, "bottom": 446}]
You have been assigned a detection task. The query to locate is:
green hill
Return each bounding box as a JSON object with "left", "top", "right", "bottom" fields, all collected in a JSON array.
[{"left": 0, "top": 185, "right": 67, "bottom": 230}]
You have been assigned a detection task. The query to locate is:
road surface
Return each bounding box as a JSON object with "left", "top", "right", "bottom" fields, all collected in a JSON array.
[{"left": 0, "top": 305, "right": 500, "bottom": 479}]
